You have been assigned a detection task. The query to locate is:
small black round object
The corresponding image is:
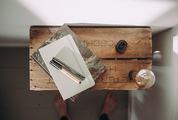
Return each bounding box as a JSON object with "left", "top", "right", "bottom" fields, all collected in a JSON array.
[{"left": 115, "top": 40, "right": 128, "bottom": 53}]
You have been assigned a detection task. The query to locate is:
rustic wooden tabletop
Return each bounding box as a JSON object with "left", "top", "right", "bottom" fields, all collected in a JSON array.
[{"left": 29, "top": 26, "right": 152, "bottom": 91}]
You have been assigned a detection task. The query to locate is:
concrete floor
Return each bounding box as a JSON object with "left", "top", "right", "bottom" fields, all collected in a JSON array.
[{"left": 0, "top": 47, "right": 128, "bottom": 120}]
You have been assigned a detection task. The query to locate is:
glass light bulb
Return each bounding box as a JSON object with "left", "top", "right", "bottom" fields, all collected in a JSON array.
[{"left": 135, "top": 69, "right": 155, "bottom": 89}]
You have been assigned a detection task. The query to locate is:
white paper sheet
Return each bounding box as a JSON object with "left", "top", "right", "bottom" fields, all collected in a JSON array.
[{"left": 39, "top": 35, "right": 95, "bottom": 100}]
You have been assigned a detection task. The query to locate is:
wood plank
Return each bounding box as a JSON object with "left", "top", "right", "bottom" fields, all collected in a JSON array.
[
  {"left": 30, "top": 26, "right": 152, "bottom": 58},
  {"left": 30, "top": 59, "right": 151, "bottom": 90},
  {"left": 72, "top": 27, "right": 152, "bottom": 58}
]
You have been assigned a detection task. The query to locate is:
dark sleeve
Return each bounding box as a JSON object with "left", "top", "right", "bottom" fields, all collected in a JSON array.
[
  {"left": 59, "top": 116, "right": 69, "bottom": 120},
  {"left": 99, "top": 113, "right": 110, "bottom": 120}
]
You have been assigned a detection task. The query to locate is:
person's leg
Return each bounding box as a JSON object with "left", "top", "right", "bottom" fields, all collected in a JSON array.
[
  {"left": 99, "top": 92, "right": 117, "bottom": 120},
  {"left": 54, "top": 94, "right": 70, "bottom": 120}
]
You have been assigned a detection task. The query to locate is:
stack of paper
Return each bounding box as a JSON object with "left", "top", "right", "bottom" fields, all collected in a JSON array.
[{"left": 32, "top": 24, "right": 106, "bottom": 100}]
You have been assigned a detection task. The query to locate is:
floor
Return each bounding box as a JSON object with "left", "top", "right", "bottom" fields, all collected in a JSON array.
[{"left": 0, "top": 47, "right": 128, "bottom": 120}]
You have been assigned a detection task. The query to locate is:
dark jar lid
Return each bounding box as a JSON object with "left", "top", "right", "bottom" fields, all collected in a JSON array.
[{"left": 115, "top": 40, "right": 128, "bottom": 53}]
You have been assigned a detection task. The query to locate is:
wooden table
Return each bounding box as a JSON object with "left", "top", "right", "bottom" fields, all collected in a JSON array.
[{"left": 29, "top": 25, "right": 152, "bottom": 91}]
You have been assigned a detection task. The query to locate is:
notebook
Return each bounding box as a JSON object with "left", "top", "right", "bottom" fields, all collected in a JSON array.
[{"left": 39, "top": 35, "right": 95, "bottom": 100}]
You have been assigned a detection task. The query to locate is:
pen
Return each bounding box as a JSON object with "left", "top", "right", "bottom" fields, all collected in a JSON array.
[{"left": 50, "top": 57, "right": 85, "bottom": 84}]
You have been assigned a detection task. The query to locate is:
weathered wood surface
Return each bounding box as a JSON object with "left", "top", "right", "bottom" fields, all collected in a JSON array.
[{"left": 29, "top": 26, "right": 152, "bottom": 90}]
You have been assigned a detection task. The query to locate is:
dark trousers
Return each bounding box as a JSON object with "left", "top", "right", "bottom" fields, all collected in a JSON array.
[{"left": 60, "top": 113, "right": 110, "bottom": 120}]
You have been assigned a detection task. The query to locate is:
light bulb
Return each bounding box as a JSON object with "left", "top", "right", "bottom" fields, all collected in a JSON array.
[{"left": 135, "top": 69, "right": 155, "bottom": 89}]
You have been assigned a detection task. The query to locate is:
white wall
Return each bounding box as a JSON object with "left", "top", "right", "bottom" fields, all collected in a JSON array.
[{"left": 0, "top": 0, "right": 178, "bottom": 47}]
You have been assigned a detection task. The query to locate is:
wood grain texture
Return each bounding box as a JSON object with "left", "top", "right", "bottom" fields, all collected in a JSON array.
[
  {"left": 72, "top": 27, "right": 152, "bottom": 58},
  {"left": 29, "top": 26, "right": 152, "bottom": 90}
]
